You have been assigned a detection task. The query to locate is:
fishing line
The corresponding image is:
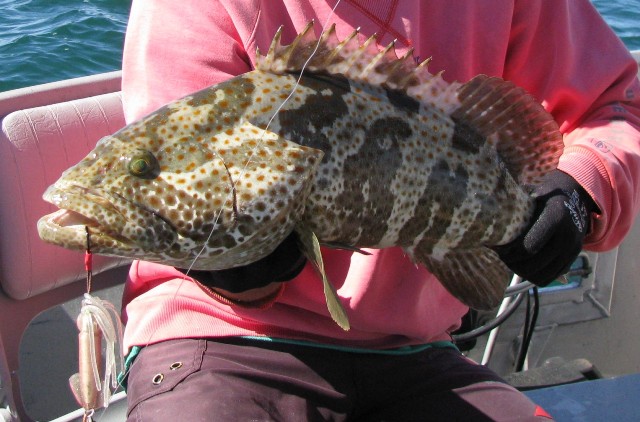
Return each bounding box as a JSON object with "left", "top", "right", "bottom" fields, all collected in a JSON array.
[
  {"left": 185, "top": 0, "right": 344, "bottom": 274},
  {"left": 101, "top": 1, "right": 345, "bottom": 416}
]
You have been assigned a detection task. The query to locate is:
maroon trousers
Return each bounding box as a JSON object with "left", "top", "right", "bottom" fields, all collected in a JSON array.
[{"left": 125, "top": 338, "right": 552, "bottom": 421}]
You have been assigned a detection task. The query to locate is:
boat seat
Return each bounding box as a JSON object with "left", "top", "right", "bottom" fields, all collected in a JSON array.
[
  {"left": 0, "top": 91, "right": 130, "bottom": 300},
  {"left": 0, "top": 83, "right": 132, "bottom": 420}
]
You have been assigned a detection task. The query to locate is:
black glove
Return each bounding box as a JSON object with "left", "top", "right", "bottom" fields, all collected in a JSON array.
[
  {"left": 494, "top": 170, "right": 597, "bottom": 287},
  {"left": 178, "top": 232, "right": 307, "bottom": 293}
]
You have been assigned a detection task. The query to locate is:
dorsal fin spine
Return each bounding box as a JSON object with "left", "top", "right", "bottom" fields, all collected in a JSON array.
[
  {"left": 324, "top": 25, "right": 352, "bottom": 64},
  {"left": 255, "top": 21, "right": 446, "bottom": 100},
  {"left": 359, "top": 39, "right": 398, "bottom": 83},
  {"left": 342, "top": 33, "right": 378, "bottom": 77},
  {"left": 311, "top": 24, "right": 341, "bottom": 68},
  {"left": 363, "top": 39, "right": 395, "bottom": 71},
  {"left": 261, "top": 25, "right": 284, "bottom": 70}
]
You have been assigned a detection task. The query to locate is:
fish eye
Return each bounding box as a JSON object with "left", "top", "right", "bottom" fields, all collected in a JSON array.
[{"left": 128, "top": 150, "right": 160, "bottom": 179}]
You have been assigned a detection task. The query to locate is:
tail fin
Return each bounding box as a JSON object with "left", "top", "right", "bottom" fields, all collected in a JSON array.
[{"left": 454, "top": 75, "right": 564, "bottom": 186}]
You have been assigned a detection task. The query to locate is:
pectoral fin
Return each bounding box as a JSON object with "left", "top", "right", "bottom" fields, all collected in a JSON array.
[{"left": 295, "top": 224, "right": 350, "bottom": 330}]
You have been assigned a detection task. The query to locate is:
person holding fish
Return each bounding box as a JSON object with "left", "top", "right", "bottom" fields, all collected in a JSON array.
[{"left": 39, "top": 0, "right": 640, "bottom": 420}]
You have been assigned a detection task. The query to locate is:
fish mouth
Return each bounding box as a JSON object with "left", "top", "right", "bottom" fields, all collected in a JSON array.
[
  {"left": 43, "top": 208, "right": 129, "bottom": 237},
  {"left": 38, "top": 214, "right": 135, "bottom": 259},
  {"left": 37, "top": 185, "right": 173, "bottom": 254},
  {"left": 48, "top": 208, "right": 99, "bottom": 228},
  {"left": 38, "top": 188, "right": 131, "bottom": 252}
]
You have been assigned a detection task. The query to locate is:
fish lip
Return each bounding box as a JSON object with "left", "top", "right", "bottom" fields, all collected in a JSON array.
[
  {"left": 39, "top": 185, "right": 135, "bottom": 247},
  {"left": 40, "top": 184, "right": 172, "bottom": 249},
  {"left": 43, "top": 184, "right": 119, "bottom": 215},
  {"left": 37, "top": 208, "right": 134, "bottom": 250}
]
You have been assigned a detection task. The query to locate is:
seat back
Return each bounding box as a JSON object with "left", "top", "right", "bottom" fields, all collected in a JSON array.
[{"left": 0, "top": 91, "right": 129, "bottom": 300}]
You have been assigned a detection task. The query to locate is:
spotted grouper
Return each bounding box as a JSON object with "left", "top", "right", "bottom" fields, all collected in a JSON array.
[{"left": 38, "top": 22, "right": 563, "bottom": 329}]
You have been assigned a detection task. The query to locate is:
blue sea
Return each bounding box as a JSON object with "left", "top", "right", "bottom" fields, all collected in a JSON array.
[{"left": 0, "top": 0, "right": 639, "bottom": 93}]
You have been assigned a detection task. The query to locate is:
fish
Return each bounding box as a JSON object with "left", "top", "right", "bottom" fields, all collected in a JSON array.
[{"left": 37, "top": 22, "right": 563, "bottom": 329}]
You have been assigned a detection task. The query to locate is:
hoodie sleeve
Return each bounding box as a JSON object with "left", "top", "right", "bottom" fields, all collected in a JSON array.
[
  {"left": 504, "top": 0, "right": 640, "bottom": 251},
  {"left": 121, "top": 0, "right": 257, "bottom": 122}
]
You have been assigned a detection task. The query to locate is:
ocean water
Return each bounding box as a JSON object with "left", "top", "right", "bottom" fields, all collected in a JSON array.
[
  {"left": 0, "top": 0, "right": 129, "bottom": 92},
  {"left": 592, "top": 0, "right": 640, "bottom": 51},
  {"left": 0, "top": 0, "right": 639, "bottom": 92}
]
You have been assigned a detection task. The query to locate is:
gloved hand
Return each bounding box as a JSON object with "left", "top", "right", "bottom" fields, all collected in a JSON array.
[
  {"left": 178, "top": 232, "right": 307, "bottom": 293},
  {"left": 494, "top": 170, "right": 598, "bottom": 287}
]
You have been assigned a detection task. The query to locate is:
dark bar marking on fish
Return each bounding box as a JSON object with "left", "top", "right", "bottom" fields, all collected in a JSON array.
[
  {"left": 335, "top": 116, "right": 410, "bottom": 245},
  {"left": 385, "top": 87, "right": 421, "bottom": 114},
  {"left": 416, "top": 161, "right": 469, "bottom": 255},
  {"left": 455, "top": 178, "right": 501, "bottom": 247},
  {"left": 399, "top": 159, "right": 469, "bottom": 253},
  {"left": 292, "top": 72, "right": 352, "bottom": 94},
  {"left": 458, "top": 164, "right": 519, "bottom": 248},
  {"left": 276, "top": 74, "right": 350, "bottom": 174},
  {"left": 450, "top": 116, "right": 484, "bottom": 154}
]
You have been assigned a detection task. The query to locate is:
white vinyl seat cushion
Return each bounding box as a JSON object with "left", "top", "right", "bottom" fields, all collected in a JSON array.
[{"left": 0, "top": 92, "right": 130, "bottom": 299}]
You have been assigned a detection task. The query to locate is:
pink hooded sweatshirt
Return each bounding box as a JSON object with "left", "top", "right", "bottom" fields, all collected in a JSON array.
[{"left": 120, "top": 0, "right": 640, "bottom": 352}]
